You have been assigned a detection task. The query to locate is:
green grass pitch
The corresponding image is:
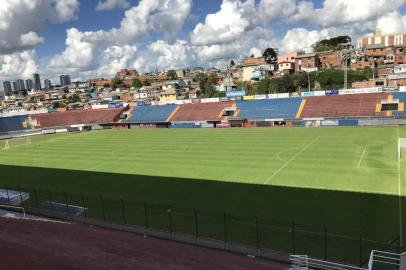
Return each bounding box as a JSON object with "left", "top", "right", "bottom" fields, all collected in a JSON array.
[{"left": 0, "top": 126, "right": 405, "bottom": 262}]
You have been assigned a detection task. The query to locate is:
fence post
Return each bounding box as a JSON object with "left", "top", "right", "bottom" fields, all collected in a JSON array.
[
  {"left": 359, "top": 234, "right": 363, "bottom": 267},
  {"left": 34, "top": 188, "right": 39, "bottom": 208},
  {"left": 64, "top": 192, "right": 69, "bottom": 216},
  {"left": 6, "top": 188, "right": 10, "bottom": 205},
  {"left": 48, "top": 190, "right": 53, "bottom": 213},
  {"left": 18, "top": 187, "right": 24, "bottom": 207},
  {"left": 81, "top": 194, "right": 87, "bottom": 218},
  {"left": 223, "top": 212, "right": 227, "bottom": 248},
  {"left": 256, "top": 216, "right": 260, "bottom": 256},
  {"left": 324, "top": 225, "right": 327, "bottom": 260},
  {"left": 144, "top": 202, "right": 148, "bottom": 230},
  {"left": 292, "top": 222, "right": 296, "bottom": 254},
  {"left": 194, "top": 209, "right": 199, "bottom": 244},
  {"left": 398, "top": 236, "right": 401, "bottom": 254},
  {"left": 121, "top": 199, "right": 126, "bottom": 224},
  {"left": 100, "top": 196, "right": 106, "bottom": 221},
  {"left": 168, "top": 206, "right": 173, "bottom": 237}
]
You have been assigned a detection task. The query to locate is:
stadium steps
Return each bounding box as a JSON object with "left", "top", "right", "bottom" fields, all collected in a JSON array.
[
  {"left": 296, "top": 99, "right": 306, "bottom": 119},
  {"left": 166, "top": 106, "right": 180, "bottom": 122}
]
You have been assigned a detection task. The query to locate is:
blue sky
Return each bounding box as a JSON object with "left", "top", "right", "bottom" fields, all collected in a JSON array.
[{"left": 1, "top": 0, "right": 406, "bottom": 84}]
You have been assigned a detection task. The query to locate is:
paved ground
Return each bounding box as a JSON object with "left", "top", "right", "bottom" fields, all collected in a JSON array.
[{"left": 0, "top": 216, "right": 289, "bottom": 270}]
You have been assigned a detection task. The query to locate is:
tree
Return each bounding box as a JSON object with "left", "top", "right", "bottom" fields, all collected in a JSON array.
[
  {"left": 111, "top": 76, "right": 122, "bottom": 89},
  {"left": 67, "top": 93, "right": 81, "bottom": 103},
  {"left": 230, "top": 60, "right": 235, "bottom": 66},
  {"left": 132, "top": 78, "right": 143, "bottom": 88},
  {"left": 52, "top": 101, "right": 66, "bottom": 109},
  {"left": 143, "top": 79, "right": 151, "bottom": 86},
  {"left": 314, "top": 36, "right": 352, "bottom": 52},
  {"left": 263, "top": 48, "right": 278, "bottom": 65},
  {"left": 196, "top": 73, "right": 221, "bottom": 98},
  {"left": 167, "top": 70, "right": 178, "bottom": 80}
]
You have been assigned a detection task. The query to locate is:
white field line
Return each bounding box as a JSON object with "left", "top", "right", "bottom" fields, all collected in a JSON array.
[
  {"left": 264, "top": 137, "right": 320, "bottom": 184},
  {"left": 397, "top": 127, "right": 403, "bottom": 247},
  {"left": 357, "top": 144, "right": 368, "bottom": 169}
]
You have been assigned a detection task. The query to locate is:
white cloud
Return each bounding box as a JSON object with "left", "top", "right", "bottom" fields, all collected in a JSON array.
[
  {"left": 48, "top": 28, "right": 141, "bottom": 79},
  {"left": 84, "top": 0, "right": 192, "bottom": 44},
  {"left": 0, "top": 0, "right": 79, "bottom": 54},
  {"left": 0, "top": 50, "right": 38, "bottom": 80},
  {"left": 258, "top": 0, "right": 297, "bottom": 20},
  {"left": 48, "top": 28, "right": 96, "bottom": 74},
  {"left": 96, "top": 45, "right": 138, "bottom": 76},
  {"left": 96, "top": 0, "right": 130, "bottom": 11},
  {"left": 292, "top": 0, "right": 406, "bottom": 27},
  {"left": 52, "top": 0, "right": 80, "bottom": 22},
  {"left": 190, "top": 0, "right": 255, "bottom": 46},
  {"left": 278, "top": 28, "right": 330, "bottom": 53},
  {"left": 148, "top": 40, "right": 194, "bottom": 70},
  {"left": 376, "top": 12, "right": 406, "bottom": 34}
]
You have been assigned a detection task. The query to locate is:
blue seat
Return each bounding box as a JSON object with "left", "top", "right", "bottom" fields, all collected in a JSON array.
[
  {"left": 0, "top": 115, "right": 28, "bottom": 133},
  {"left": 125, "top": 105, "right": 177, "bottom": 123},
  {"left": 392, "top": 92, "right": 406, "bottom": 116},
  {"left": 236, "top": 98, "right": 302, "bottom": 120}
]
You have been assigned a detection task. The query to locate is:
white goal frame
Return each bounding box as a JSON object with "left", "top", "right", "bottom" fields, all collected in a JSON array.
[
  {"left": 2, "top": 137, "right": 31, "bottom": 150},
  {"left": 399, "top": 138, "right": 406, "bottom": 161},
  {"left": 398, "top": 137, "right": 406, "bottom": 247}
]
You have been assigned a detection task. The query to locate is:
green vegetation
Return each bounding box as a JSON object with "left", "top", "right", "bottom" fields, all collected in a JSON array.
[
  {"left": 196, "top": 73, "right": 225, "bottom": 98},
  {"left": 0, "top": 127, "right": 404, "bottom": 262},
  {"left": 167, "top": 70, "right": 178, "bottom": 80},
  {"left": 263, "top": 47, "right": 278, "bottom": 65},
  {"left": 132, "top": 78, "right": 143, "bottom": 88},
  {"left": 111, "top": 76, "right": 122, "bottom": 89},
  {"left": 314, "top": 36, "right": 352, "bottom": 52},
  {"left": 244, "top": 68, "right": 375, "bottom": 94},
  {"left": 67, "top": 93, "right": 81, "bottom": 103}
]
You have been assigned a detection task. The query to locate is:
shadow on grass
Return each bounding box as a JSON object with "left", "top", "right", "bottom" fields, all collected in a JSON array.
[{"left": 0, "top": 164, "right": 403, "bottom": 264}]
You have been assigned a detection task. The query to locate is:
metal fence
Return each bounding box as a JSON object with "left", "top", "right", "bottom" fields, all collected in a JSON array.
[{"left": 1, "top": 186, "right": 401, "bottom": 266}]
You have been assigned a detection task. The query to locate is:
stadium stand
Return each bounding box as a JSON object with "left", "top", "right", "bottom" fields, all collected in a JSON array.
[
  {"left": 236, "top": 98, "right": 303, "bottom": 120},
  {"left": 299, "top": 93, "right": 389, "bottom": 118},
  {"left": 169, "top": 101, "right": 235, "bottom": 122},
  {"left": 392, "top": 92, "right": 406, "bottom": 116},
  {"left": 0, "top": 115, "right": 28, "bottom": 133},
  {"left": 125, "top": 104, "right": 178, "bottom": 123},
  {"left": 30, "top": 108, "right": 124, "bottom": 128}
]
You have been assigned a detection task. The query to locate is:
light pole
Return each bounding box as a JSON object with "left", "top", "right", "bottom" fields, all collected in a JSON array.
[{"left": 307, "top": 71, "right": 311, "bottom": 92}]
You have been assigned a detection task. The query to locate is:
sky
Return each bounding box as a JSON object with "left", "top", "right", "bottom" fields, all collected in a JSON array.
[{"left": 1, "top": 0, "right": 406, "bottom": 85}]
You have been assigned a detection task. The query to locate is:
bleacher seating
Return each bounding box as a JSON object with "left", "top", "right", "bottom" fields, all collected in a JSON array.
[
  {"left": 125, "top": 105, "right": 177, "bottom": 123},
  {"left": 236, "top": 98, "right": 303, "bottom": 120},
  {"left": 0, "top": 115, "right": 28, "bottom": 133},
  {"left": 392, "top": 92, "right": 406, "bottom": 116},
  {"left": 170, "top": 101, "right": 234, "bottom": 122},
  {"left": 300, "top": 93, "right": 389, "bottom": 118},
  {"left": 31, "top": 108, "right": 124, "bottom": 128}
]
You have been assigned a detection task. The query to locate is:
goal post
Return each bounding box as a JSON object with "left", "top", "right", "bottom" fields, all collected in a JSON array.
[
  {"left": 3, "top": 140, "right": 9, "bottom": 150},
  {"left": 2, "top": 136, "right": 32, "bottom": 150},
  {"left": 399, "top": 138, "right": 406, "bottom": 161}
]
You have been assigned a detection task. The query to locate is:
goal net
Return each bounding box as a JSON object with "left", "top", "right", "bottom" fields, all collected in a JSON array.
[
  {"left": 399, "top": 138, "right": 406, "bottom": 161},
  {"left": 2, "top": 137, "right": 31, "bottom": 150}
]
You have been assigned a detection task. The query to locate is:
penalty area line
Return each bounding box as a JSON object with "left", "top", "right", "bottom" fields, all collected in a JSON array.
[
  {"left": 357, "top": 144, "right": 367, "bottom": 169},
  {"left": 264, "top": 136, "right": 320, "bottom": 184}
]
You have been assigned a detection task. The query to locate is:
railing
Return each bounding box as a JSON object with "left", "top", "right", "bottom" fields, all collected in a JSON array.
[
  {"left": 0, "top": 186, "right": 400, "bottom": 266},
  {"left": 368, "top": 250, "right": 400, "bottom": 270},
  {"left": 0, "top": 204, "right": 26, "bottom": 218},
  {"left": 291, "top": 255, "right": 366, "bottom": 270}
]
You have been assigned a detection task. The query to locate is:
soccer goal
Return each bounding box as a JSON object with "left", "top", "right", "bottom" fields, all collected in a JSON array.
[
  {"left": 2, "top": 137, "right": 31, "bottom": 150},
  {"left": 399, "top": 138, "right": 406, "bottom": 161}
]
